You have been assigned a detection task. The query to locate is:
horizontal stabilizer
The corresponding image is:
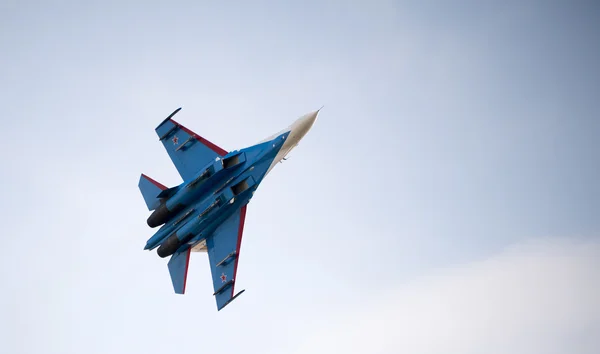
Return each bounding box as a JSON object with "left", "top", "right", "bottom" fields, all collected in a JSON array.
[
  {"left": 139, "top": 174, "right": 167, "bottom": 210},
  {"left": 168, "top": 249, "right": 191, "bottom": 294},
  {"left": 220, "top": 289, "right": 246, "bottom": 311}
]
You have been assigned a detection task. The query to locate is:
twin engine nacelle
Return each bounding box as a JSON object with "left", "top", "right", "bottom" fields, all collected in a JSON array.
[
  {"left": 147, "top": 203, "right": 184, "bottom": 228},
  {"left": 157, "top": 234, "right": 184, "bottom": 258},
  {"left": 147, "top": 151, "right": 248, "bottom": 228}
]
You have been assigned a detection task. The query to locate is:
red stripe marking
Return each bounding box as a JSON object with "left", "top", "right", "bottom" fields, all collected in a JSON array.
[
  {"left": 141, "top": 173, "right": 167, "bottom": 190},
  {"left": 231, "top": 205, "right": 247, "bottom": 297},
  {"left": 169, "top": 119, "right": 227, "bottom": 156},
  {"left": 182, "top": 248, "right": 191, "bottom": 294}
]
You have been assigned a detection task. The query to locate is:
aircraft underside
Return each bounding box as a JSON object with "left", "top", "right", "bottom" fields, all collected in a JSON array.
[{"left": 138, "top": 107, "right": 319, "bottom": 310}]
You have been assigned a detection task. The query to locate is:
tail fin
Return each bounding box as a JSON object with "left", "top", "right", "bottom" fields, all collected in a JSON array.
[
  {"left": 138, "top": 174, "right": 167, "bottom": 210},
  {"left": 168, "top": 249, "right": 191, "bottom": 294}
]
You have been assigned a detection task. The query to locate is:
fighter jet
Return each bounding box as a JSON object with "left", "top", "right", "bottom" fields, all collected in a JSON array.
[{"left": 138, "top": 107, "right": 319, "bottom": 310}]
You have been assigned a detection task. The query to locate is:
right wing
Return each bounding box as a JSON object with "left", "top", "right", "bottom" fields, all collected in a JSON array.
[
  {"left": 155, "top": 108, "right": 228, "bottom": 181},
  {"left": 206, "top": 205, "right": 248, "bottom": 311}
]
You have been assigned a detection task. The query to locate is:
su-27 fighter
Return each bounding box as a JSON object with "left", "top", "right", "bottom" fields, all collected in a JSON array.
[{"left": 138, "top": 107, "right": 319, "bottom": 310}]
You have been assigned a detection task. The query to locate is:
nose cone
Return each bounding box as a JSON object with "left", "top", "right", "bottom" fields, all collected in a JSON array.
[
  {"left": 261, "top": 107, "right": 322, "bottom": 175},
  {"left": 292, "top": 108, "right": 320, "bottom": 141}
]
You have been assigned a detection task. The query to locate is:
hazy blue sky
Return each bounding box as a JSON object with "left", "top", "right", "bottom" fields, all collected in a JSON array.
[{"left": 1, "top": 1, "right": 599, "bottom": 353}]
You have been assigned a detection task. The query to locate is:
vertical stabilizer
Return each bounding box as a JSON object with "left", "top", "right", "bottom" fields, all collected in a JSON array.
[{"left": 168, "top": 249, "right": 191, "bottom": 294}]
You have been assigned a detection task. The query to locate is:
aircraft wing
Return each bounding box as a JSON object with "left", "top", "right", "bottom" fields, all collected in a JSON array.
[
  {"left": 155, "top": 108, "right": 228, "bottom": 181},
  {"left": 206, "top": 205, "right": 248, "bottom": 310}
]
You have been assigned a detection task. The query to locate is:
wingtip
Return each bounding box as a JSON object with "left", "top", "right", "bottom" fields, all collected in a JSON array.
[
  {"left": 156, "top": 107, "right": 183, "bottom": 130},
  {"left": 217, "top": 289, "right": 246, "bottom": 311}
]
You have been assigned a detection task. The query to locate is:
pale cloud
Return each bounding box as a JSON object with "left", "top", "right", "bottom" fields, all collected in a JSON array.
[{"left": 295, "top": 237, "right": 600, "bottom": 354}]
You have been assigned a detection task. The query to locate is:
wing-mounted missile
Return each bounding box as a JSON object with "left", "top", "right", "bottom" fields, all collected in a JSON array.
[{"left": 156, "top": 107, "right": 182, "bottom": 138}]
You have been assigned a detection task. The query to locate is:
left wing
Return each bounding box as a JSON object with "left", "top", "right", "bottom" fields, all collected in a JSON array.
[
  {"left": 206, "top": 205, "right": 248, "bottom": 311},
  {"left": 155, "top": 108, "right": 228, "bottom": 181}
]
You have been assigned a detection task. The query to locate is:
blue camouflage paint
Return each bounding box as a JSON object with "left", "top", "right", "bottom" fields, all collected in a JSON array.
[
  {"left": 139, "top": 107, "right": 318, "bottom": 311},
  {"left": 138, "top": 174, "right": 166, "bottom": 210}
]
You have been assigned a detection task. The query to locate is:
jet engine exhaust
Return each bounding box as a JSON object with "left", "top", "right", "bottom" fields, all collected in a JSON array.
[
  {"left": 147, "top": 203, "right": 184, "bottom": 228},
  {"left": 157, "top": 234, "right": 183, "bottom": 258}
]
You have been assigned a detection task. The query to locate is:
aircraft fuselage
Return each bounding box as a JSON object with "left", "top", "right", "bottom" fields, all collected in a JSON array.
[
  {"left": 143, "top": 110, "right": 318, "bottom": 259},
  {"left": 138, "top": 108, "right": 319, "bottom": 308},
  {"left": 144, "top": 129, "right": 290, "bottom": 257}
]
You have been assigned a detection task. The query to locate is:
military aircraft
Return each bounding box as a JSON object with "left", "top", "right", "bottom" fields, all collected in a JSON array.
[{"left": 138, "top": 107, "right": 319, "bottom": 310}]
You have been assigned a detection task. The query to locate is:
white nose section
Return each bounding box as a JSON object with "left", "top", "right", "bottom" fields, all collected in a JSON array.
[
  {"left": 291, "top": 109, "right": 320, "bottom": 141},
  {"left": 263, "top": 108, "right": 321, "bottom": 175}
]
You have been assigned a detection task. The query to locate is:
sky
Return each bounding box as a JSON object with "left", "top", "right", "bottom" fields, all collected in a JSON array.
[{"left": 1, "top": 1, "right": 599, "bottom": 353}]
